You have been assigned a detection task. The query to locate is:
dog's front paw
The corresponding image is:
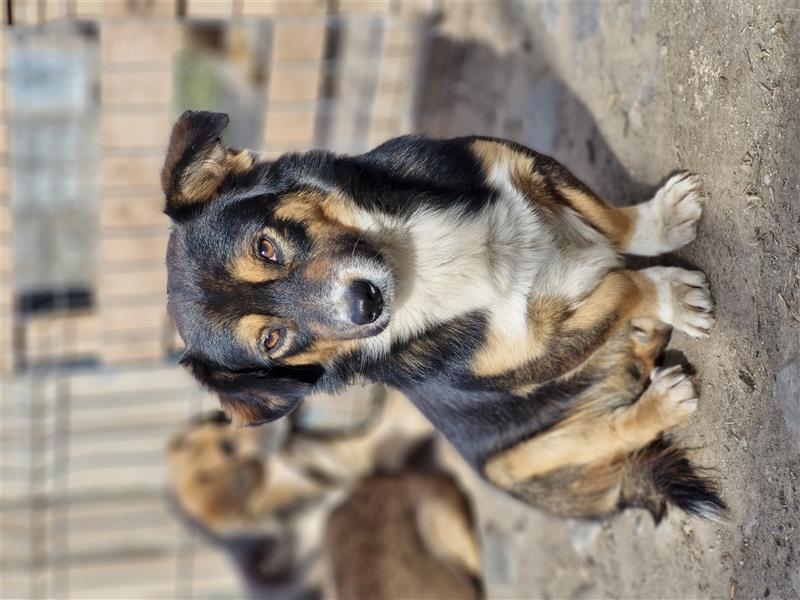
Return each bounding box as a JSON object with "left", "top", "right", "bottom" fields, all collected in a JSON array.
[
  {"left": 627, "top": 172, "right": 704, "bottom": 256},
  {"left": 642, "top": 266, "right": 714, "bottom": 338},
  {"left": 647, "top": 365, "right": 698, "bottom": 427}
]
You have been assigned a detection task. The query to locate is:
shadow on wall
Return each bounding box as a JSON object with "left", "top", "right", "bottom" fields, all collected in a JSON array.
[{"left": 415, "top": 28, "right": 655, "bottom": 206}]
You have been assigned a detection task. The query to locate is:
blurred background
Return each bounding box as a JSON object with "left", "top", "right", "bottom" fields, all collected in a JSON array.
[{"left": 2, "top": 1, "right": 799, "bottom": 599}]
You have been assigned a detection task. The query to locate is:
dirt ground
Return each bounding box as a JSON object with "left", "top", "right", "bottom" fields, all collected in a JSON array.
[{"left": 413, "top": 2, "right": 799, "bottom": 598}]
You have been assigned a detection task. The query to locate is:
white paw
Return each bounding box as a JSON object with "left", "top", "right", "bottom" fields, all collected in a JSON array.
[
  {"left": 627, "top": 172, "right": 705, "bottom": 256},
  {"left": 649, "top": 365, "right": 698, "bottom": 424},
  {"left": 642, "top": 266, "right": 715, "bottom": 338}
]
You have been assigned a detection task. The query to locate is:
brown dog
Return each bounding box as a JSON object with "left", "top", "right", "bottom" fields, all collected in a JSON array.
[{"left": 166, "top": 399, "right": 481, "bottom": 599}]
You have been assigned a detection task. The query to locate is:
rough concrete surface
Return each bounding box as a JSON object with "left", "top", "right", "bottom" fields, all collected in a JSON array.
[{"left": 417, "top": 2, "right": 800, "bottom": 598}]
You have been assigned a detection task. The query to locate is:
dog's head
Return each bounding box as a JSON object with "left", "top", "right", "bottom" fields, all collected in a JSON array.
[
  {"left": 163, "top": 111, "right": 392, "bottom": 425},
  {"left": 166, "top": 410, "right": 272, "bottom": 528}
]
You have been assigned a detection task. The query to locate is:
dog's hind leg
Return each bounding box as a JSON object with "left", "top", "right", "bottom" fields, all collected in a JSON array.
[
  {"left": 484, "top": 366, "right": 698, "bottom": 490},
  {"left": 483, "top": 320, "right": 724, "bottom": 519},
  {"left": 483, "top": 320, "right": 692, "bottom": 489}
]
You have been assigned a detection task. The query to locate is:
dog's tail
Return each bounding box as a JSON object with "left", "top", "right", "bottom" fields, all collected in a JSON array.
[{"left": 621, "top": 436, "right": 726, "bottom": 523}]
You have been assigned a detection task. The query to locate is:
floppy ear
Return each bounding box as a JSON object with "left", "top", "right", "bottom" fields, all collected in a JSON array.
[
  {"left": 161, "top": 110, "right": 257, "bottom": 219},
  {"left": 182, "top": 354, "right": 324, "bottom": 427}
]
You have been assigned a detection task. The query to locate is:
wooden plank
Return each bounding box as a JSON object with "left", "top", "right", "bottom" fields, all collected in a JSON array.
[
  {"left": 101, "top": 155, "right": 163, "bottom": 189},
  {"left": 67, "top": 397, "right": 193, "bottom": 429},
  {"left": 97, "top": 267, "right": 166, "bottom": 300},
  {"left": 24, "top": 312, "right": 98, "bottom": 342},
  {"left": 67, "top": 367, "right": 203, "bottom": 398},
  {"left": 65, "top": 463, "right": 167, "bottom": 494},
  {"left": 272, "top": 23, "right": 327, "bottom": 63},
  {"left": 337, "top": 0, "right": 391, "bottom": 14},
  {"left": 101, "top": 111, "right": 171, "bottom": 151},
  {"left": 0, "top": 162, "right": 10, "bottom": 196},
  {"left": 267, "top": 68, "right": 321, "bottom": 103},
  {"left": 99, "top": 193, "right": 167, "bottom": 229},
  {"left": 101, "top": 23, "right": 178, "bottom": 66},
  {"left": 68, "top": 553, "right": 186, "bottom": 595},
  {"left": 240, "top": 0, "right": 326, "bottom": 16},
  {"left": 40, "top": 0, "right": 67, "bottom": 21},
  {"left": 264, "top": 109, "right": 317, "bottom": 146},
  {"left": 70, "top": 0, "right": 104, "bottom": 18},
  {"left": 185, "top": 0, "right": 234, "bottom": 18},
  {"left": 99, "top": 303, "right": 169, "bottom": 334},
  {"left": 102, "top": 0, "right": 176, "bottom": 17},
  {"left": 63, "top": 521, "right": 183, "bottom": 558},
  {"left": 101, "top": 71, "right": 173, "bottom": 107},
  {"left": 100, "top": 233, "right": 169, "bottom": 262},
  {"left": 22, "top": 312, "right": 100, "bottom": 362}
]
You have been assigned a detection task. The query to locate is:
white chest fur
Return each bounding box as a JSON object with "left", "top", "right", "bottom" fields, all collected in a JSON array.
[{"left": 356, "top": 172, "right": 620, "bottom": 356}]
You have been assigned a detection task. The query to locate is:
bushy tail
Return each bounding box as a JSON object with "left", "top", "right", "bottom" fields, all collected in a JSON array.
[{"left": 622, "top": 436, "right": 727, "bottom": 522}]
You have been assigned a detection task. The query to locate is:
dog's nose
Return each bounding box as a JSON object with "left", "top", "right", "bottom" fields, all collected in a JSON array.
[{"left": 347, "top": 280, "right": 383, "bottom": 325}]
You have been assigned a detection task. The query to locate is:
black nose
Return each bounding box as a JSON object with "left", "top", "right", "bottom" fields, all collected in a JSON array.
[{"left": 347, "top": 280, "right": 383, "bottom": 325}]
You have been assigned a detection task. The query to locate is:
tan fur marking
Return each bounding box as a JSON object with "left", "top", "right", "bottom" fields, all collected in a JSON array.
[
  {"left": 274, "top": 190, "right": 360, "bottom": 238},
  {"left": 629, "top": 318, "right": 672, "bottom": 382},
  {"left": 471, "top": 139, "right": 551, "bottom": 201},
  {"left": 177, "top": 147, "right": 256, "bottom": 208},
  {"left": 320, "top": 190, "right": 360, "bottom": 229},
  {"left": 282, "top": 338, "right": 357, "bottom": 366},
  {"left": 558, "top": 186, "right": 635, "bottom": 249},
  {"left": 182, "top": 153, "right": 226, "bottom": 201},
  {"left": 472, "top": 270, "right": 660, "bottom": 378},
  {"left": 470, "top": 139, "right": 529, "bottom": 175},
  {"left": 563, "top": 459, "right": 627, "bottom": 515},
  {"left": 226, "top": 149, "right": 255, "bottom": 173},
  {"left": 486, "top": 400, "right": 662, "bottom": 488},
  {"left": 416, "top": 494, "right": 482, "bottom": 578},
  {"left": 229, "top": 253, "right": 280, "bottom": 284},
  {"left": 247, "top": 458, "right": 323, "bottom": 517},
  {"left": 233, "top": 314, "right": 272, "bottom": 348},
  {"left": 471, "top": 296, "right": 565, "bottom": 377},
  {"left": 302, "top": 254, "right": 336, "bottom": 283}
]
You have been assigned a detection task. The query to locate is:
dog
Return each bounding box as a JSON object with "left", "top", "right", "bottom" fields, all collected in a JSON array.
[
  {"left": 326, "top": 468, "right": 482, "bottom": 600},
  {"left": 166, "top": 410, "right": 325, "bottom": 599},
  {"left": 166, "top": 410, "right": 322, "bottom": 533},
  {"left": 162, "top": 110, "right": 725, "bottom": 521},
  {"left": 167, "top": 402, "right": 480, "bottom": 600}
]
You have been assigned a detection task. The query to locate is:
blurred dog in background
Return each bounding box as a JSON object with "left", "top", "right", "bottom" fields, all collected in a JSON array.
[{"left": 165, "top": 389, "right": 482, "bottom": 600}]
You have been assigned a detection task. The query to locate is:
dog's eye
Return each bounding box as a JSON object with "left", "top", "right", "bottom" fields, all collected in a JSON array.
[
  {"left": 264, "top": 328, "right": 284, "bottom": 353},
  {"left": 258, "top": 237, "right": 280, "bottom": 263}
]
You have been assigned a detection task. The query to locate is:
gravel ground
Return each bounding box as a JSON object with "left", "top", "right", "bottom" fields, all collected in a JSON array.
[{"left": 416, "top": 2, "right": 800, "bottom": 598}]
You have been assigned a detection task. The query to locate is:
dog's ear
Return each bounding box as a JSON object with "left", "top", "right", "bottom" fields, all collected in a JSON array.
[
  {"left": 161, "top": 110, "right": 256, "bottom": 219},
  {"left": 182, "top": 354, "right": 324, "bottom": 427}
]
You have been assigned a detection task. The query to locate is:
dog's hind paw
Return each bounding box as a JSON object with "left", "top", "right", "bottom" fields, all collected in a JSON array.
[
  {"left": 627, "top": 172, "right": 705, "bottom": 256},
  {"left": 642, "top": 266, "right": 715, "bottom": 338}
]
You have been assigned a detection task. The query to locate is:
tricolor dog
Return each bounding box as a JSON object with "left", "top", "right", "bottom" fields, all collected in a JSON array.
[{"left": 162, "top": 110, "right": 724, "bottom": 521}]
